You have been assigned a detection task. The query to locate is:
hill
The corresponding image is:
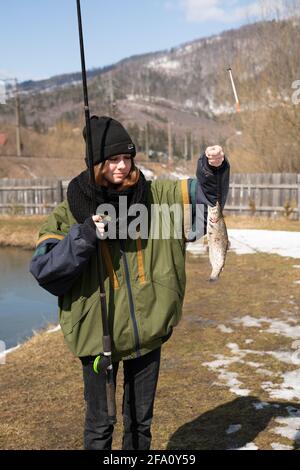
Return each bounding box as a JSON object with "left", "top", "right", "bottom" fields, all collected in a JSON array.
[{"left": 1, "top": 16, "right": 300, "bottom": 174}]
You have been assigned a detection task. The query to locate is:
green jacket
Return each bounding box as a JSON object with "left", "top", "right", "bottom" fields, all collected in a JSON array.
[
  {"left": 31, "top": 179, "right": 192, "bottom": 361},
  {"left": 30, "top": 158, "right": 230, "bottom": 361}
]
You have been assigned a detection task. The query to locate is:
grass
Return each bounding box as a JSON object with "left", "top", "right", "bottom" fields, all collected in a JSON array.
[
  {"left": 225, "top": 214, "right": 300, "bottom": 232},
  {"left": 0, "top": 215, "right": 46, "bottom": 249},
  {"left": 0, "top": 249, "right": 300, "bottom": 450}
]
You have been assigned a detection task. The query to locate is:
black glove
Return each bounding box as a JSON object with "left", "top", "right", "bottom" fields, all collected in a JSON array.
[{"left": 81, "top": 216, "right": 98, "bottom": 244}]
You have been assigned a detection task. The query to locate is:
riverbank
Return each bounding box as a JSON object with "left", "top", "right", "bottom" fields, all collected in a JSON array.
[
  {"left": 0, "top": 215, "right": 46, "bottom": 249},
  {"left": 0, "top": 214, "right": 299, "bottom": 250}
]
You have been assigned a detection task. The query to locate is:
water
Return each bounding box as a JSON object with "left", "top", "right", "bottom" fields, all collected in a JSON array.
[{"left": 0, "top": 247, "right": 57, "bottom": 349}]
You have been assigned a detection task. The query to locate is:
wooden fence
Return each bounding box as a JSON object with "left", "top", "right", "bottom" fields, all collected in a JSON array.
[
  {"left": 0, "top": 178, "right": 69, "bottom": 216},
  {"left": 225, "top": 173, "right": 300, "bottom": 220},
  {"left": 0, "top": 173, "right": 299, "bottom": 220}
]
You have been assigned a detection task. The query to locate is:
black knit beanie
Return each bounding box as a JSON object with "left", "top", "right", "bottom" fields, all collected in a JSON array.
[{"left": 83, "top": 115, "right": 136, "bottom": 166}]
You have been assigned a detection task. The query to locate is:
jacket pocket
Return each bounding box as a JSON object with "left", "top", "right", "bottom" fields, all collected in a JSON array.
[
  {"left": 59, "top": 292, "right": 99, "bottom": 336},
  {"left": 152, "top": 274, "right": 184, "bottom": 301},
  {"left": 152, "top": 279, "right": 182, "bottom": 324},
  {"left": 135, "top": 276, "right": 183, "bottom": 346}
]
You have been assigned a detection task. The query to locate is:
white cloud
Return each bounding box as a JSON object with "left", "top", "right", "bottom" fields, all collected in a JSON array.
[{"left": 176, "top": 0, "right": 299, "bottom": 23}]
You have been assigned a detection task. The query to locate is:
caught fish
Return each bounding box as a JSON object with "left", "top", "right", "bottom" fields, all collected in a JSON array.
[{"left": 207, "top": 202, "right": 229, "bottom": 282}]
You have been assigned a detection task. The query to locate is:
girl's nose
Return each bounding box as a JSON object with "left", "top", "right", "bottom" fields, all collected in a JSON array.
[{"left": 117, "top": 159, "right": 126, "bottom": 169}]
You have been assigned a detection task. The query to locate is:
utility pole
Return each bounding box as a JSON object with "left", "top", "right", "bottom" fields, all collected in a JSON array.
[
  {"left": 145, "top": 68, "right": 150, "bottom": 99},
  {"left": 0, "top": 80, "right": 6, "bottom": 105},
  {"left": 168, "top": 121, "right": 173, "bottom": 165},
  {"left": 14, "top": 79, "right": 22, "bottom": 157},
  {"left": 184, "top": 133, "right": 188, "bottom": 160},
  {"left": 145, "top": 122, "right": 149, "bottom": 159},
  {"left": 187, "top": 131, "right": 192, "bottom": 161},
  {"left": 190, "top": 133, "right": 194, "bottom": 162},
  {"left": 108, "top": 72, "right": 115, "bottom": 117}
]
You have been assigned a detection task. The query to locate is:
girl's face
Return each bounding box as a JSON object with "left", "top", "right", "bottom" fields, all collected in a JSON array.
[{"left": 104, "top": 154, "right": 132, "bottom": 184}]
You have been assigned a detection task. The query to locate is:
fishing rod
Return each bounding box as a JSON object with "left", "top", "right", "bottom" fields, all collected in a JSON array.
[{"left": 75, "top": 0, "right": 116, "bottom": 425}]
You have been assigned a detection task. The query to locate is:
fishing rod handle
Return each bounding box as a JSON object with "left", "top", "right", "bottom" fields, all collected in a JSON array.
[
  {"left": 103, "top": 335, "right": 112, "bottom": 354},
  {"left": 106, "top": 371, "right": 117, "bottom": 425}
]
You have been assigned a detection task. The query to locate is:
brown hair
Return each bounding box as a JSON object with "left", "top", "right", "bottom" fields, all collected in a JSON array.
[{"left": 94, "top": 156, "right": 139, "bottom": 190}]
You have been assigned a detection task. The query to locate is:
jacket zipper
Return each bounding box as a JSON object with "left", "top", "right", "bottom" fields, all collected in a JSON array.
[{"left": 119, "top": 240, "right": 141, "bottom": 357}]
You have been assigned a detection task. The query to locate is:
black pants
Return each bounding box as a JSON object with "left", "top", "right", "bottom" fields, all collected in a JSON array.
[{"left": 81, "top": 347, "right": 161, "bottom": 450}]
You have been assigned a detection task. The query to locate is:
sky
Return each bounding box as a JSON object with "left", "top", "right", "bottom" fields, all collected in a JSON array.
[{"left": 0, "top": 0, "right": 284, "bottom": 82}]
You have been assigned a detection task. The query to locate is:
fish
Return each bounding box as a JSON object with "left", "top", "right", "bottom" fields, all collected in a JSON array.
[{"left": 207, "top": 201, "right": 229, "bottom": 282}]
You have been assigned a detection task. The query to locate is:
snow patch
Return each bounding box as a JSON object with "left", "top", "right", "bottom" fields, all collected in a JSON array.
[
  {"left": 147, "top": 56, "right": 181, "bottom": 74},
  {"left": 203, "top": 346, "right": 251, "bottom": 397},
  {"left": 169, "top": 171, "right": 190, "bottom": 180},
  {"left": 227, "top": 343, "right": 240, "bottom": 352},
  {"left": 233, "top": 442, "right": 258, "bottom": 450},
  {"left": 232, "top": 316, "right": 300, "bottom": 340},
  {"left": 228, "top": 230, "right": 300, "bottom": 259},
  {"left": 233, "top": 316, "right": 264, "bottom": 328},
  {"left": 261, "top": 370, "right": 300, "bottom": 401},
  {"left": 245, "top": 361, "right": 262, "bottom": 368},
  {"left": 138, "top": 165, "right": 155, "bottom": 180},
  {"left": 218, "top": 325, "right": 234, "bottom": 334},
  {"left": 205, "top": 35, "right": 222, "bottom": 45},
  {"left": 271, "top": 442, "right": 293, "bottom": 450},
  {"left": 184, "top": 99, "right": 194, "bottom": 108},
  {"left": 203, "top": 339, "right": 300, "bottom": 400},
  {"left": 0, "top": 344, "right": 21, "bottom": 363},
  {"left": 187, "top": 230, "right": 300, "bottom": 259},
  {"left": 186, "top": 240, "right": 208, "bottom": 255},
  {"left": 273, "top": 416, "right": 300, "bottom": 442},
  {"left": 268, "top": 350, "right": 300, "bottom": 365},
  {"left": 47, "top": 325, "right": 61, "bottom": 334},
  {"left": 255, "top": 369, "right": 274, "bottom": 377}
]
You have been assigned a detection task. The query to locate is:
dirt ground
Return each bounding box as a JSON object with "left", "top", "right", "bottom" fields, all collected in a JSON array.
[{"left": 0, "top": 247, "right": 300, "bottom": 450}]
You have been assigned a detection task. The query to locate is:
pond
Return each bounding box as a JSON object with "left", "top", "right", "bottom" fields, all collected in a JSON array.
[{"left": 0, "top": 247, "right": 57, "bottom": 350}]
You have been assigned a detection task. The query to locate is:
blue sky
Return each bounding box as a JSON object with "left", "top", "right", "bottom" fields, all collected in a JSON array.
[{"left": 1, "top": 0, "right": 277, "bottom": 82}]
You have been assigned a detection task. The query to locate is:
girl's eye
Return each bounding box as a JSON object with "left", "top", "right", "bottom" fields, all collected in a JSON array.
[{"left": 109, "top": 156, "right": 130, "bottom": 162}]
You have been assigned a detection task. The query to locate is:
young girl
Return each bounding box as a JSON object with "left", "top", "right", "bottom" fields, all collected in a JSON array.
[{"left": 30, "top": 115, "right": 229, "bottom": 450}]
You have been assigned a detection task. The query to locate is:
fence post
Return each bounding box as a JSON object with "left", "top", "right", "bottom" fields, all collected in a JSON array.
[
  {"left": 56, "top": 180, "right": 63, "bottom": 205},
  {"left": 298, "top": 174, "right": 300, "bottom": 221}
]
